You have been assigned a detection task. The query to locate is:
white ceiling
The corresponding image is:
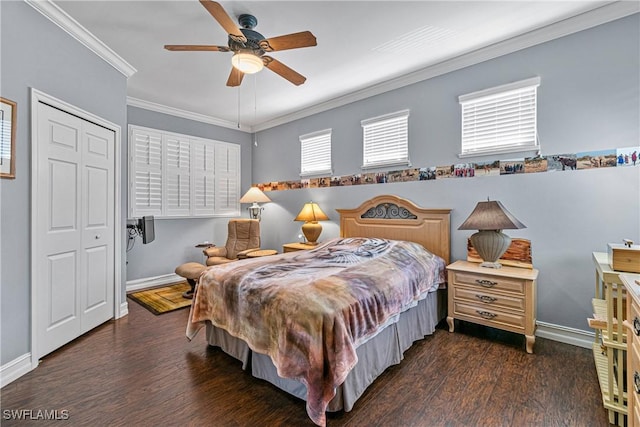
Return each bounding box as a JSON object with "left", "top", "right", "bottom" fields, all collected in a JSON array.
[{"left": 51, "top": 1, "right": 634, "bottom": 132}]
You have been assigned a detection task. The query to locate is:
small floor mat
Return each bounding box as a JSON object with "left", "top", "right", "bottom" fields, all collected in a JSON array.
[{"left": 128, "top": 282, "right": 192, "bottom": 315}]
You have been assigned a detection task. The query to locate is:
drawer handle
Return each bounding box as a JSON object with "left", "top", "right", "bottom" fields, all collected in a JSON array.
[
  {"left": 475, "top": 279, "right": 497, "bottom": 288},
  {"left": 634, "top": 317, "right": 640, "bottom": 336},
  {"left": 475, "top": 294, "right": 497, "bottom": 303},
  {"left": 635, "top": 372, "right": 640, "bottom": 394},
  {"left": 476, "top": 310, "right": 497, "bottom": 320}
]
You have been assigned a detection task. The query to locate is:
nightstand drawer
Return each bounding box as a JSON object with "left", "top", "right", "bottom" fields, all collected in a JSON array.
[
  {"left": 453, "top": 271, "right": 526, "bottom": 295},
  {"left": 453, "top": 301, "right": 526, "bottom": 330},
  {"left": 453, "top": 287, "right": 525, "bottom": 312}
]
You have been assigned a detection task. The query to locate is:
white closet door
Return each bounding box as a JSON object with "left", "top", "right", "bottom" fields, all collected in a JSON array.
[
  {"left": 35, "top": 102, "right": 115, "bottom": 358},
  {"left": 80, "top": 121, "right": 115, "bottom": 333}
]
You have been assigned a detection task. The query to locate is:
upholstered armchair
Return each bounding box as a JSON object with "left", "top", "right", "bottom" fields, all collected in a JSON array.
[{"left": 203, "top": 219, "right": 261, "bottom": 266}]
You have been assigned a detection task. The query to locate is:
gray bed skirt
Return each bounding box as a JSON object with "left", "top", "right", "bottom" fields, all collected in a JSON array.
[{"left": 205, "top": 288, "right": 446, "bottom": 413}]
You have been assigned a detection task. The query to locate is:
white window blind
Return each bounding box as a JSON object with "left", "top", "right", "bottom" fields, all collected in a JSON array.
[
  {"left": 191, "top": 139, "right": 216, "bottom": 216},
  {"left": 164, "top": 135, "right": 191, "bottom": 217},
  {"left": 129, "top": 125, "right": 240, "bottom": 218},
  {"left": 459, "top": 77, "right": 540, "bottom": 157},
  {"left": 361, "top": 110, "right": 410, "bottom": 169},
  {"left": 214, "top": 143, "right": 241, "bottom": 216},
  {"left": 300, "top": 129, "right": 332, "bottom": 176},
  {"left": 130, "top": 128, "right": 162, "bottom": 216}
]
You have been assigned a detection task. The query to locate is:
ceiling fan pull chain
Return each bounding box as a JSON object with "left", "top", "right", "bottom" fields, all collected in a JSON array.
[
  {"left": 237, "top": 84, "right": 241, "bottom": 129},
  {"left": 254, "top": 75, "right": 258, "bottom": 146}
]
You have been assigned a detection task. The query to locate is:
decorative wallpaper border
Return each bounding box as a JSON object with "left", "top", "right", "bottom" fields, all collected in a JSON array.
[{"left": 254, "top": 147, "right": 639, "bottom": 192}]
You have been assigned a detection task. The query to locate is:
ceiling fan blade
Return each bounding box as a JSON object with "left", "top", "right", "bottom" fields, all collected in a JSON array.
[
  {"left": 262, "top": 56, "right": 306, "bottom": 86},
  {"left": 259, "top": 31, "right": 317, "bottom": 52},
  {"left": 226, "top": 67, "right": 245, "bottom": 87},
  {"left": 164, "top": 45, "right": 230, "bottom": 52},
  {"left": 199, "top": 0, "right": 247, "bottom": 44}
]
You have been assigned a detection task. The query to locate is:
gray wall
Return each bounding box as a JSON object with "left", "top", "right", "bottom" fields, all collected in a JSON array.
[
  {"left": 125, "top": 107, "right": 253, "bottom": 281},
  {"left": 0, "top": 2, "right": 128, "bottom": 364},
  {"left": 251, "top": 14, "right": 640, "bottom": 332}
]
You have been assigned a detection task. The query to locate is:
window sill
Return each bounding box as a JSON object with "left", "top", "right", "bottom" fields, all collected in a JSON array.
[
  {"left": 300, "top": 169, "right": 333, "bottom": 178},
  {"left": 361, "top": 160, "right": 411, "bottom": 170},
  {"left": 458, "top": 146, "right": 540, "bottom": 159}
]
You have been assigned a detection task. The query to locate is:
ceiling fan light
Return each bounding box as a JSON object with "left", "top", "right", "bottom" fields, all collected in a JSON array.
[{"left": 231, "top": 52, "right": 264, "bottom": 74}]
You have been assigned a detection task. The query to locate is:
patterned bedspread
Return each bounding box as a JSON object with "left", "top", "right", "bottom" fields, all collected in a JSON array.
[{"left": 186, "top": 237, "right": 445, "bottom": 426}]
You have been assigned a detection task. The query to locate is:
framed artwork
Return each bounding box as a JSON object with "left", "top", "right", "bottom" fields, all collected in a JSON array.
[{"left": 0, "top": 97, "right": 16, "bottom": 179}]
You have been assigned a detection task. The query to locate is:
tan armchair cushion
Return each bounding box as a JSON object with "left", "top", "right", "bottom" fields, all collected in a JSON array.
[
  {"left": 224, "top": 219, "right": 261, "bottom": 259},
  {"left": 204, "top": 219, "right": 261, "bottom": 266},
  {"left": 203, "top": 246, "right": 226, "bottom": 258}
]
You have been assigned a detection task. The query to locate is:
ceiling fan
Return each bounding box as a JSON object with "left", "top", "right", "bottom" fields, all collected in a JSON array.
[{"left": 164, "top": 0, "right": 317, "bottom": 87}]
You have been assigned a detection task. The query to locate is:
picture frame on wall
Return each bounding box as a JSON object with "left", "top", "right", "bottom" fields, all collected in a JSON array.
[{"left": 0, "top": 97, "right": 17, "bottom": 179}]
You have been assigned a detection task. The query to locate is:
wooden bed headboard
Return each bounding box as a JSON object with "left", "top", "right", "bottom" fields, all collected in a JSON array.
[{"left": 336, "top": 194, "right": 451, "bottom": 264}]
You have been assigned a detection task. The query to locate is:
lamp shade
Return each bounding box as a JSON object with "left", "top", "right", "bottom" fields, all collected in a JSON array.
[
  {"left": 294, "top": 202, "right": 329, "bottom": 245},
  {"left": 459, "top": 200, "right": 525, "bottom": 268},
  {"left": 294, "top": 202, "right": 329, "bottom": 222},
  {"left": 239, "top": 187, "right": 271, "bottom": 204},
  {"left": 458, "top": 200, "right": 525, "bottom": 231}
]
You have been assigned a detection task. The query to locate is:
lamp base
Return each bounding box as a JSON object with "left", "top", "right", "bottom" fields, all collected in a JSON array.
[
  {"left": 479, "top": 261, "right": 503, "bottom": 269},
  {"left": 301, "top": 221, "right": 322, "bottom": 244},
  {"left": 248, "top": 204, "right": 263, "bottom": 221},
  {"left": 470, "top": 230, "right": 511, "bottom": 269}
]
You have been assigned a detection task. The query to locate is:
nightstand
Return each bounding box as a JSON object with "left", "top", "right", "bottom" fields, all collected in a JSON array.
[
  {"left": 446, "top": 260, "right": 539, "bottom": 353},
  {"left": 282, "top": 242, "right": 316, "bottom": 253}
]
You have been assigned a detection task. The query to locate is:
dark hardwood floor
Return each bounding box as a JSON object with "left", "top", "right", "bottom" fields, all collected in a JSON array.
[{"left": 2, "top": 298, "right": 609, "bottom": 426}]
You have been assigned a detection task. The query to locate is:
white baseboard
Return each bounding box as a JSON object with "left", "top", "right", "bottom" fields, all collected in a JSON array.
[
  {"left": 126, "top": 273, "right": 183, "bottom": 293},
  {"left": 117, "top": 301, "right": 129, "bottom": 318},
  {"left": 536, "top": 321, "right": 594, "bottom": 349},
  {"left": 0, "top": 353, "right": 35, "bottom": 389}
]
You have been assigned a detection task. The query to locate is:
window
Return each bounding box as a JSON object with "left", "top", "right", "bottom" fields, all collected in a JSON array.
[
  {"left": 361, "top": 110, "right": 410, "bottom": 169},
  {"left": 459, "top": 77, "right": 540, "bottom": 157},
  {"left": 129, "top": 125, "right": 240, "bottom": 218},
  {"left": 300, "top": 129, "right": 332, "bottom": 176}
]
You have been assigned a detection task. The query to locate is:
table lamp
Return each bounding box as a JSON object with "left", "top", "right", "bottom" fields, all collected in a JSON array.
[
  {"left": 239, "top": 187, "right": 271, "bottom": 221},
  {"left": 294, "top": 202, "right": 329, "bottom": 245},
  {"left": 458, "top": 199, "right": 526, "bottom": 268}
]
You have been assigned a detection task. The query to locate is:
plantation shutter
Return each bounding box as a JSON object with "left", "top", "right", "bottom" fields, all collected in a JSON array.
[
  {"left": 361, "top": 110, "right": 409, "bottom": 168},
  {"left": 164, "top": 135, "right": 191, "bottom": 216},
  {"left": 459, "top": 77, "right": 540, "bottom": 156},
  {"left": 300, "top": 129, "right": 332, "bottom": 176},
  {"left": 129, "top": 125, "right": 241, "bottom": 218},
  {"left": 130, "top": 128, "right": 162, "bottom": 216},
  {"left": 192, "top": 139, "right": 216, "bottom": 216},
  {"left": 215, "top": 143, "right": 240, "bottom": 215}
]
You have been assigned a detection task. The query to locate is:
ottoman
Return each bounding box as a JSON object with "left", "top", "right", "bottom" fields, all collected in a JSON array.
[{"left": 175, "top": 262, "right": 206, "bottom": 299}]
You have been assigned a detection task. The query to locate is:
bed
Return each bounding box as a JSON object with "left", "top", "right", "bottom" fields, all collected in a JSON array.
[{"left": 187, "top": 195, "right": 451, "bottom": 426}]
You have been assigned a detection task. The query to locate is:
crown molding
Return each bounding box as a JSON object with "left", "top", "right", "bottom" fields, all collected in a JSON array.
[
  {"left": 25, "top": 0, "right": 136, "bottom": 78},
  {"left": 252, "top": 1, "right": 639, "bottom": 132},
  {"left": 127, "top": 97, "right": 252, "bottom": 132}
]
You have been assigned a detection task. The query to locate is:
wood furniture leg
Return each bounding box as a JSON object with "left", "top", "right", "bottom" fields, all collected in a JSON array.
[
  {"left": 525, "top": 334, "right": 535, "bottom": 354},
  {"left": 447, "top": 316, "right": 454, "bottom": 332}
]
